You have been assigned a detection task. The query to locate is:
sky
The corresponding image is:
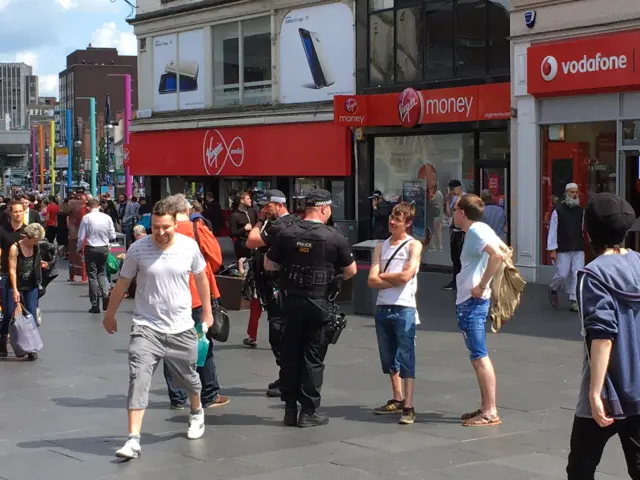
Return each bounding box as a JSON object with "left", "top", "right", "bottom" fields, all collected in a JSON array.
[{"left": 0, "top": 0, "right": 136, "bottom": 99}]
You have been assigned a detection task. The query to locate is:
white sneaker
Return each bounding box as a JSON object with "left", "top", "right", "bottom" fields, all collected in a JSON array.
[
  {"left": 187, "top": 409, "right": 205, "bottom": 439},
  {"left": 115, "top": 436, "right": 141, "bottom": 459},
  {"left": 36, "top": 308, "right": 41, "bottom": 327}
]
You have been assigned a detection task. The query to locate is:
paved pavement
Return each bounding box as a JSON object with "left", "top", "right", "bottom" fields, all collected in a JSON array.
[{"left": 0, "top": 270, "right": 629, "bottom": 480}]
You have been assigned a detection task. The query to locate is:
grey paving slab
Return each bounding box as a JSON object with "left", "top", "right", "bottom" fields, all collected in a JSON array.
[{"left": 0, "top": 269, "right": 630, "bottom": 480}]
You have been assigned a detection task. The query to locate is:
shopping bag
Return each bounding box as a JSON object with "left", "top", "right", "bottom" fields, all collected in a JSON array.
[
  {"left": 9, "top": 304, "right": 43, "bottom": 357},
  {"left": 106, "top": 254, "right": 120, "bottom": 275},
  {"left": 195, "top": 322, "right": 210, "bottom": 367}
]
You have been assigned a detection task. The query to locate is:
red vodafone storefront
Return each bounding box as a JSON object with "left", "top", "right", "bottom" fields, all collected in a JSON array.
[
  {"left": 333, "top": 82, "right": 511, "bottom": 268},
  {"left": 127, "top": 121, "right": 352, "bottom": 220},
  {"left": 515, "top": 29, "right": 640, "bottom": 281}
]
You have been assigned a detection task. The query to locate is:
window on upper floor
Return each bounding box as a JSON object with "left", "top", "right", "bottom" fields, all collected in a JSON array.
[
  {"left": 368, "top": 0, "right": 509, "bottom": 86},
  {"left": 213, "top": 16, "right": 272, "bottom": 107}
]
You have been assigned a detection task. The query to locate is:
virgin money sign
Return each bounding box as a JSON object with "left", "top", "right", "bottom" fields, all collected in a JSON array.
[
  {"left": 527, "top": 30, "right": 640, "bottom": 97},
  {"left": 127, "top": 122, "right": 350, "bottom": 177}
]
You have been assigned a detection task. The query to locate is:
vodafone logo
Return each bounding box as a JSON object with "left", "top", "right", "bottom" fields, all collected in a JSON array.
[
  {"left": 345, "top": 98, "right": 358, "bottom": 114},
  {"left": 202, "top": 129, "right": 245, "bottom": 176},
  {"left": 541, "top": 56, "right": 558, "bottom": 81}
]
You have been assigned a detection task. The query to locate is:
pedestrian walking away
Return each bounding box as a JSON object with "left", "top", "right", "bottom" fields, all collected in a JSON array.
[
  {"left": 78, "top": 198, "right": 116, "bottom": 313},
  {"left": 368, "top": 202, "right": 423, "bottom": 425},
  {"left": 265, "top": 189, "right": 357, "bottom": 428},
  {"left": 443, "top": 180, "right": 465, "bottom": 291},
  {"left": 102, "top": 198, "right": 214, "bottom": 459},
  {"left": 246, "top": 189, "right": 301, "bottom": 398},
  {"left": 453, "top": 194, "right": 506, "bottom": 427},
  {"left": 566, "top": 192, "right": 640, "bottom": 480}
]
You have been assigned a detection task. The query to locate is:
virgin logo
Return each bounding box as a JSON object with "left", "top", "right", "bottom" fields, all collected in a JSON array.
[
  {"left": 123, "top": 147, "right": 130, "bottom": 164},
  {"left": 398, "top": 88, "right": 422, "bottom": 127},
  {"left": 541, "top": 56, "right": 558, "bottom": 82},
  {"left": 345, "top": 98, "right": 358, "bottom": 114},
  {"left": 202, "top": 129, "right": 245, "bottom": 176}
]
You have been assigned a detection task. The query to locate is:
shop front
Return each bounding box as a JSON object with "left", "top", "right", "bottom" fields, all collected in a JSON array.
[
  {"left": 127, "top": 120, "right": 352, "bottom": 229},
  {"left": 334, "top": 82, "right": 511, "bottom": 268},
  {"left": 514, "top": 29, "right": 640, "bottom": 282}
]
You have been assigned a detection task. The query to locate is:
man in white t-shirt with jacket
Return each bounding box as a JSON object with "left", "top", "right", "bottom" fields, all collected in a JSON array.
[
  {"left": 368, "top": 202, "right": 423, "bottom": 425},
  {"left": 102, "top": 198, "right": 214, "bottom": 459},
  {"left": 453, "top": 194, "right": 505, "bottom": 427}
]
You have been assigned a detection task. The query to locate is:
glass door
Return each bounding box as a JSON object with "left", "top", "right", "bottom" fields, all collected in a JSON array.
[
  {"left": 619, "top": 150, "right": 640, "bottom": 250},
  {"left": 475, "top": 161, "right": 510, "bottom": 244}
]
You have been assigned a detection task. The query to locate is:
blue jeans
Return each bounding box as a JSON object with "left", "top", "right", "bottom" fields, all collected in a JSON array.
[
  {"left": 374, "top": 306, "right": 416, "bottom": 379},
  {"left": 163, "top": 306, "right": 220, "bottom": 407},
  {"left": 456, "top": 297, "right": 490, "bottom": 361},
  {"left": 1, "top": 285, "right": 39, "bottom": 339}
]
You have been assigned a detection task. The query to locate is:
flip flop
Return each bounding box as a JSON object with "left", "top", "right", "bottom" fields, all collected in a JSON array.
[
  {"left": 461, "top": 409, "right": 482, "bottom": 420},
  {"left": 463, "top": 413, "right": 502, "bottom": 427}
]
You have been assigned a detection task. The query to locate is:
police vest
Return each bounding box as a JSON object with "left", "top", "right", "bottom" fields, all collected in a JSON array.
[{"left": 279, "top": 221, "right": 336, "bottom": 298}]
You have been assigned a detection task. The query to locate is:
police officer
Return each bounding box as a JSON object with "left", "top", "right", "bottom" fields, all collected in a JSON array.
[
  {"left": 246, "top": 189, "right": 300, "bottom": 398},
  {"left": 264, "top": 189, "right": 357, "bottom": 427}
]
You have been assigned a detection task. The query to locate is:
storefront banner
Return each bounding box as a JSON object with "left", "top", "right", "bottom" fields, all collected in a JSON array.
[
  {"left": 527, "top": 30, "right": 640, "bottom": 97},
  {"left": 127, "top": 122, "right": 350, "bottom": 177},
  {"left": 153, "top": 29, "right": 205, "bottom": 112},
  {"left": 279, "top": 3, "right": 355, "bottom": 104},
  {"left": 333, "top": 83, "right": 510, "bottom": 127}
]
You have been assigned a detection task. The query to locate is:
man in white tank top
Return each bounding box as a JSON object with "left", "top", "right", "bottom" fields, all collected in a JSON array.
[{"left": 368, "top": 202, "right": 423, "bottom": 425}]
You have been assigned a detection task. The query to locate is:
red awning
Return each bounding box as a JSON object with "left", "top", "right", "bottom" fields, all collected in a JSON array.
[{"left": 126, "top": 121, "right": 351, "bottom": 177}]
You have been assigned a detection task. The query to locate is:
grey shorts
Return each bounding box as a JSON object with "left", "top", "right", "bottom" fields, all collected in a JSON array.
[{"left": 127, "top": 324, "right": 201, "bottom": 410}]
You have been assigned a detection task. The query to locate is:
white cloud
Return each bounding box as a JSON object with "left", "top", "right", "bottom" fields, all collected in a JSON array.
[
  {"left": 91, "top": 22, "right": 137, "bottom": 56},
  {"left": 0, "top": 0, "right": 13, "bottom": 10},
  {"left": 39, "top": 74, "right": 59, "bottom": 98},
  {"left": 15, "top": 51, "right": 39, "bottom": 71},
  {"left": 56, "top": 0, "right": 119, "bottom": 12},
  {"left": 0, "top": 51, "right": 58, "bottom": 98}
]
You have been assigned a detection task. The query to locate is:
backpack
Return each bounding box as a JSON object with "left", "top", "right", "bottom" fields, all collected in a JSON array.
[{"left": 489, "top": 245, "right": 526, "bottom": 332}]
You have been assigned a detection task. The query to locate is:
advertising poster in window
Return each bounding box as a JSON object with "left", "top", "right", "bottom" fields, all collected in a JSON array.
[
  {"left": 279, "top": 3, "right": 355, "bottom": 104},
  {"left": 153, "top": 33, "right": 178, "bottom": 112},
  {"left": 178, "top": 29, "right": 205, "bottom": 110},
  {"left": 402, "top": 180, "right": 426, "bottom": 241}
]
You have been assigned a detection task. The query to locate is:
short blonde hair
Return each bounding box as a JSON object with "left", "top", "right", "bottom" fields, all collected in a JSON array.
[
  {"left": 133, "top": 225, "right": 147, "bottom": 238},
  {"left": 24, "top": 223, "right": 45, "bottom": 240}
]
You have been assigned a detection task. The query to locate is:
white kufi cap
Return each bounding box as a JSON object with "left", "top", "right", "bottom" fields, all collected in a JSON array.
[{"left": 565, "top": 182, "right": 578, "bottom": 191}]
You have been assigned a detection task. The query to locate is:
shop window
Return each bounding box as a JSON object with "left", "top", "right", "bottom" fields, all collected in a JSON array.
[
  {"left": 456, "top": 0, "right": 486, "bottom": 77},
  {"left": 373, "top": 134, "right": 474, "bottom": 265},
  {"left": 425, "top": 0, "right": 453, "bottom": 80},
  {"left": 213, "top": 17, "right": 272, "bottom": 107},
  {"left": 369, "top": 11, "right": 395, "bottom": 85},
  {"left": 540, "top": 122, "right": 617, "bottom": 266},
  {"left": 487, "top": 0, "right": 510, "bottom": 73},
  {"left": 479, "top": 131, "right": 509, "bottom": 160},
  {"left": 396, "top": 7, "right": 423, "bottom": 83}
]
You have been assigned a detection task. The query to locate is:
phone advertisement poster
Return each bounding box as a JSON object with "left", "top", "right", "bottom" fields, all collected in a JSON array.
[
  {"left": 402, "top": 180, "right": 426, "bottom": 241},
  {"left": 279, "top": 3, "right": 355, "bottom": 104}
]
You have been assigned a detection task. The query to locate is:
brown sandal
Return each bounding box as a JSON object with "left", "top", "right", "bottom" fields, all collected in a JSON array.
[
  {"left": 461, "top": 409, "right": 482, "bottom": 421},
  {"left": 462, "top": 413, "right": 502, "bottom": 427}
]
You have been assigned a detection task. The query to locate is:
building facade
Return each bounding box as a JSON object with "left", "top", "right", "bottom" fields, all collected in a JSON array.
[
  {"left": 127, "top": 0, "right": 355, "bottom": 221},
  {"left": 0, "top": 63, "right": 36, "bottom": 130},
  {"left": 511, "top": 0, "right": 640, "bottom": 283},
  {"left": 58, "top": 46, "right": 138, "bottom": 158},
  {"left": 334, "top": 0, "right": 510, "bottom": 268}
]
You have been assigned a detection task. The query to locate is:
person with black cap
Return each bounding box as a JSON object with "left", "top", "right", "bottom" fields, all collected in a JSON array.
[
  {"left": 369, "top": 190, "right": 392, "bottom": 240},
  {"left": 246, "top": 189, "right": 301, "bottom": 398},
  {"left": 264, "top": 189, "right": 357, "bottom": 427},
  {"left": 567, "top": 192, "right": 639, "bottom": 479},
  {"left": 443, "top": 180, "right": 464, "bottom": 290}
]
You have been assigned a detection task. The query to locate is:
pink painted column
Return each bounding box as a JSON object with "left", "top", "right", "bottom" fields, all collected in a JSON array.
[{"left": 123, "top": 74, "right": 133, "bottom": 198}]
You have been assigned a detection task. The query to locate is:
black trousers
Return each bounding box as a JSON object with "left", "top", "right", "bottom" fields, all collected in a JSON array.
[
  {"left": 567, "top": 415, "right": 640, "bottom": 479},
  {"left": 279, "top": 295, "right": 330, "bottom": 411},
  {"left": 85, "top": 245, "right": 109, "bottom": 308},
  {"left": 266, "top": 294, "right": 284, "bottom": 367},
  {"left": 450, "top": 230, "right": 465, "bottom": 284}
]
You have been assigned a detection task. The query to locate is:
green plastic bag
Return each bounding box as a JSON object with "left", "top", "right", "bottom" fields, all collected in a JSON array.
[
  {"left": 106, "top": 254, "right": 120, "bottom": 275},
  {"left": 195, "top": 323, "right": 210, "bottom": 367}
]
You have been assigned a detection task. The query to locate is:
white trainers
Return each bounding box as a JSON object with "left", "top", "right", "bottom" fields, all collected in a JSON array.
[
  {"left": 187, "top": 409, "right": 205, "bottom": 439},
  {"left": 115, "top": 436, "right": 142, "bottom": 459},
  {"left": 36, "top": 308, "right": 42, "bottom": 327}
]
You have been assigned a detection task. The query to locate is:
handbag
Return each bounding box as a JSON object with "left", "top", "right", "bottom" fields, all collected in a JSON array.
[
  {"left": 106, "top": 253, "right": 120, "bottom": 275},
  {"left": 207, "top": 299, "right": 230, "bottom": 343},
  {"left": 10, "top": 304, "right": 43, "bottom": 357}
]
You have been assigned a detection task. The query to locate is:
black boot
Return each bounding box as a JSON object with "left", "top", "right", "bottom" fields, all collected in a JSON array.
[
  {"left": 102, "top": 295, "right": 110, "bottom": 312},
  {"left": 284, "top": 405, "right": 298, "bottom": 427},
  {"left": 0, "top": 338, "right": 7, "bottom": 358},
  {"left": 297, "top": 408, "right": 329, "bottom": 428},
  {"left": 266, "top": 379, "right": 281, "bottom": 398}
]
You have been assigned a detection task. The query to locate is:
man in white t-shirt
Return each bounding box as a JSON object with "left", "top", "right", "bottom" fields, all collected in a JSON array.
[
  {"left": 453, "top": 194, "right": 505, "bottom": 428},
  {"left": 103, "top": 198, "right": 214, "bottom": 459}
]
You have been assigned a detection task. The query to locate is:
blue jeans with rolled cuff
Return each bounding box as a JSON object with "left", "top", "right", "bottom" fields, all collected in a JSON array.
[{"left": 374, "top": 305, "right": 416, "bottom": 379}]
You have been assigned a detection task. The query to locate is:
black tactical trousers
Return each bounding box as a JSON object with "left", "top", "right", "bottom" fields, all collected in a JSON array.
[
  {"left": 279, "top": 295, "right": 330, "bottom": 411},
  {"left": 266, "top": 294, "right": 284, "bottom": 367}
]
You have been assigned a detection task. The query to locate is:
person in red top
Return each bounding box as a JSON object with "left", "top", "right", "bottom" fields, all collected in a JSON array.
[
  {"left": 44, "top": 196, "right": 60, "bottom": 243},
  {"left": 162, "top": 194, "right": 230, "bottom": 410}
]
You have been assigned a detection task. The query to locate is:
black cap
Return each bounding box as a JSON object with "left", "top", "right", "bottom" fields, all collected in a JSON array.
[
  {"left": 304, "top": 189, "right": 333, "bottom": 207},
  {"left": 368, "top": 189, "right": 383, "bottom": 199},
  {"left": 257, "top": 189, "right": 287, "bottom": 206},
  {"left": 585, "top": 193, "right": 636, "bottom": 247},
  {"left": 448, "top": 180, "right": 462, "bottom": 189}
]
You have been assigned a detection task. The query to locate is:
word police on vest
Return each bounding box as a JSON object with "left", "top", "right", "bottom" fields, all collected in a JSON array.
[{"left": 297, "top": 241, "right": 312, "bottom": 253}]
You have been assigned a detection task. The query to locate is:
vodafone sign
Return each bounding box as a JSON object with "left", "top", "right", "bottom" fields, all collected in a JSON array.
[{"left": 528, "top": 30, "right": 640, "bottom": 97}]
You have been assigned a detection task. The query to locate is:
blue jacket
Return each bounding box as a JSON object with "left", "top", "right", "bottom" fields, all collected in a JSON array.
[{"left": 576, "top": 251, "right": 640, "bottom": 418}]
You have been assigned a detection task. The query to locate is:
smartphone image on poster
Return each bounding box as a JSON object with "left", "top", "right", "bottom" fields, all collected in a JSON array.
[
  {"left": 298, "top": 28, "right": 335, "bottom": 89},
  {"left": 158, "top": 73, "right": 198, "bottom": 95}
]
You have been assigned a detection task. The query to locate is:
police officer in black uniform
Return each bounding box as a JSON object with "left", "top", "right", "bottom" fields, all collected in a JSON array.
[
  {"left": 246, "top": 189, "right": 300, "bottom": 398},
  {"left": 264, "top": 189, "right": 357, "bottom": 428}
]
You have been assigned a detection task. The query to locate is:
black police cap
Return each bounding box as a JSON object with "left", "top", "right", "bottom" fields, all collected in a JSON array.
[
  {"left": 304, "top": 189, "right": 332, "bottom": 207},
  {"left": 257, "top": 189, "right": 287, "bottom": 206}
]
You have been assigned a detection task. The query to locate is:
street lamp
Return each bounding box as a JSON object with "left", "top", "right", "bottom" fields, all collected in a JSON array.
[{"left": 76, "top": 97, "right": 97, "bottom": 197}]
